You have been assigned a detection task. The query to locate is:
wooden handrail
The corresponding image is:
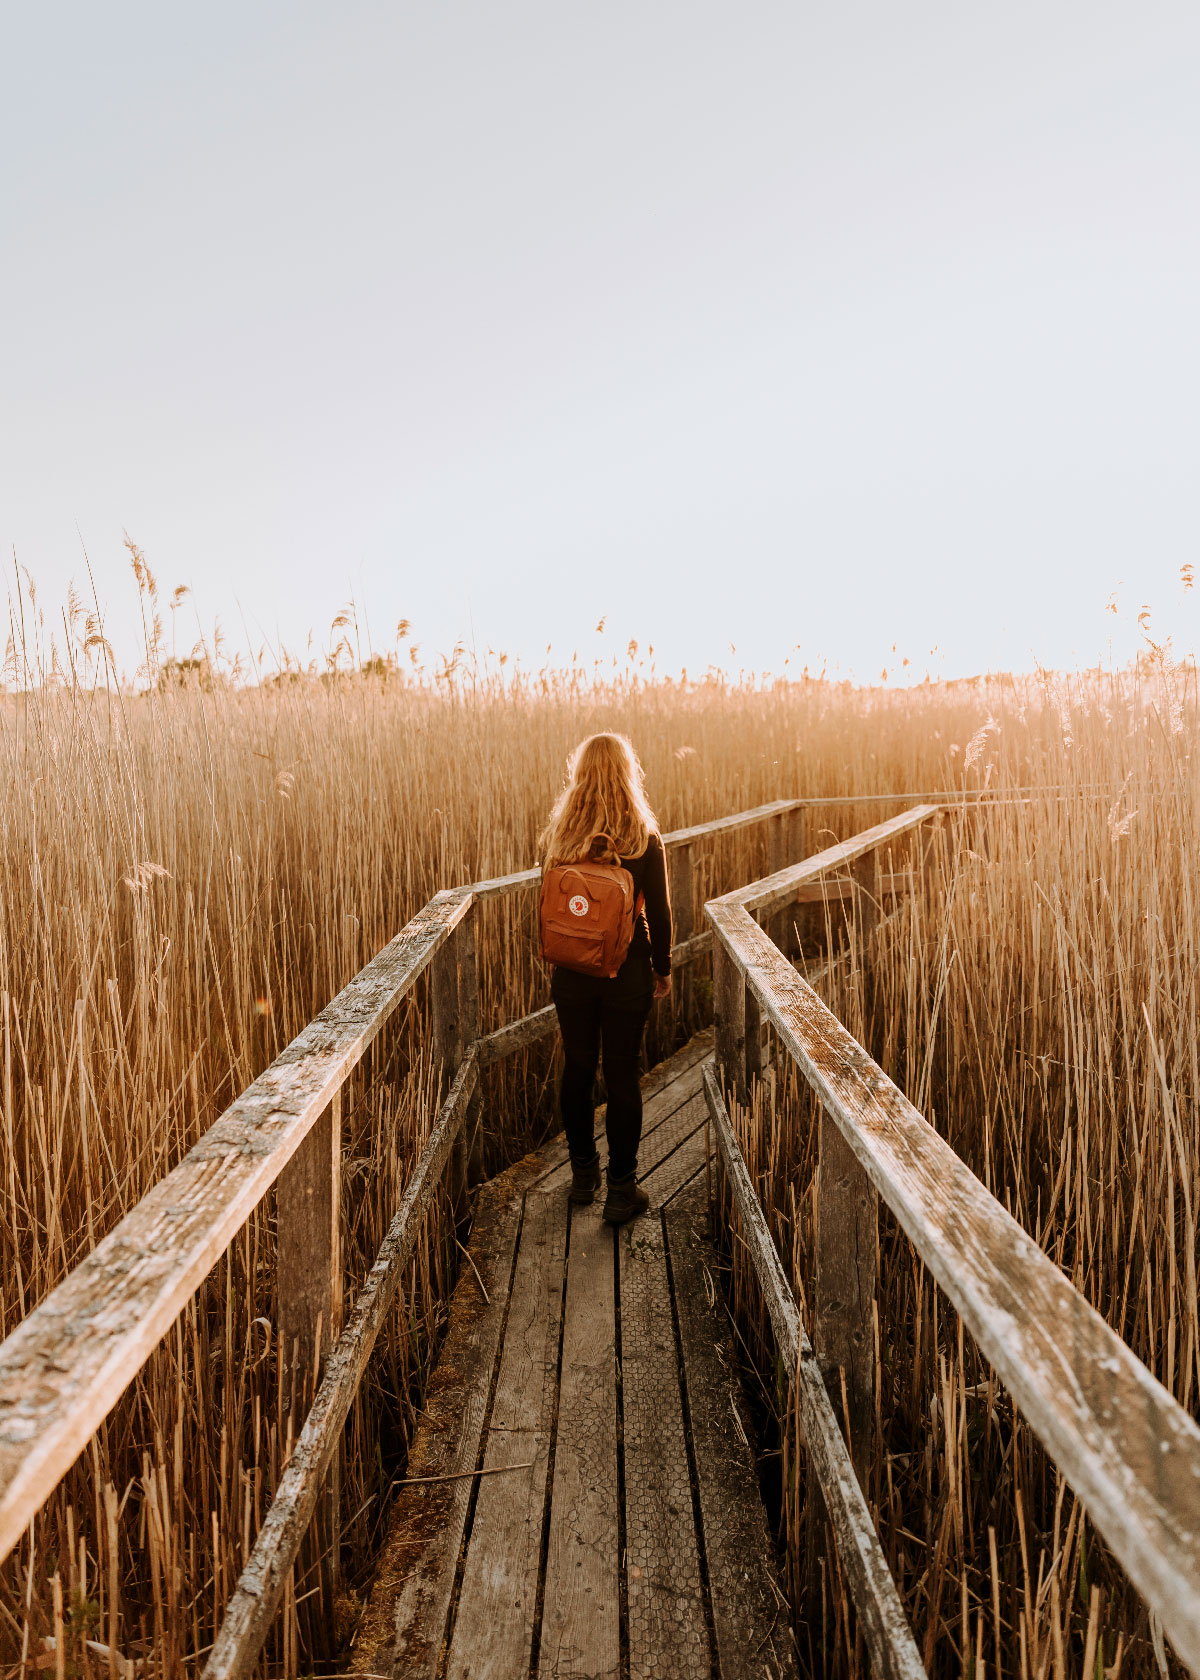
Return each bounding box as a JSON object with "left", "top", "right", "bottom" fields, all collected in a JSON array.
[
  {"left": 705, "top": 832, "right": 1200, "bottom": 1673},
  {"left": 703, "top": 1066, "right": 926, "bottom": 1680},
  {"left": 0, "top": 886, "right": 472, "bottom": 1565}
]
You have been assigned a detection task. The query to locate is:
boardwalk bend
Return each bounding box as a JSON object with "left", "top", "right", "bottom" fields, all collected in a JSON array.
[{"left": 0, "top": 796, "right": 1197, "bottom": 1675}]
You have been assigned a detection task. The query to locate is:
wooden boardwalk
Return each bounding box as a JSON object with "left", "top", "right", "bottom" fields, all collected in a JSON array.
[{"left": 350, "top": 1031, "right": 800, "bottom": 1680}]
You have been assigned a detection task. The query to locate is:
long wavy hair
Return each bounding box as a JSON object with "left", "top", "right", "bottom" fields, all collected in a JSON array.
[{"left": 540, "top": 733, "right": 659, "bottom": 867}]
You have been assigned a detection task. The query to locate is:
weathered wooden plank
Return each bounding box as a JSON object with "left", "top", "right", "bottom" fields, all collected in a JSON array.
[
  {"left": 431, "top": 933, "right": 463, "bottom": 1082},
  {"left": 277, "top": 1089, "right": 343, "bottom": 1634},
  {"left": 637, "top": 1111, "right": 708, "bottom": 1207},
  {"left": 204, "top": 1048, "right": 479, "bottom": 1680},
  {"left": 745, "top": 977, "right": 766, "bottom": 1089},
  {"left": 725, "top": 806, "right": 941, "bottom": 919},
  {"left": 443, "top": 1190, "right": 568, "bottom": 1679},
  {"left": 665, "top": 1179, "right": 801, "bottom": 1680},
  {"left": 619, "top": 1214, "right": 710, "bottom": 1680},
  {"left": 0, "top": 887, "right": 472, "bottom": 1568},
  {"left": 349, "top": 1174, "right": 524, "bottom": 1679},
  {"left": 669, "top": 841, "right": 696, "bottom": 943},
  {"left": 815, "top": 1107, "right": 877, "bottom": 1478},
  {"left": 456, "top": 907, "right": 485, "bottom": 1182},
  {"left": 850, "top": 852, "right": 880, "bottom": 948},
  {"left": 627, "top": 1088, "right": 708, "bottom": 1200},
  {"left": 539, "top": 1202, "right": 620, "bottom": 1678},
  {"left": 713, "top": 940, "right": 746, "bottom": 1104},
  {"left": 468, "top": 863, "right": 541, "bottom": 900},
  {"left": 277, "top": 1092, "right": 343, "bottom": 1427},
  {"left": 768, "top": 810, "right": 792, "bottom": 956},
  {"left": 667, "top": 797, "right": 803, "bottom": 849},
  {"left": 706, "top": 900, "right": 1200, "bottom": 1673},
  {"left": 702, "top": 1065, "right": 926, "bottom": 1680},
  {"left": 476, "top": 1003, "right": 558, "bottom": 1066}
]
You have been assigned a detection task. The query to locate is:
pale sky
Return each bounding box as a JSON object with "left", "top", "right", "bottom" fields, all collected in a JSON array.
[{"left": 3, "top": 2, "right": 1198, "bottom": 683}]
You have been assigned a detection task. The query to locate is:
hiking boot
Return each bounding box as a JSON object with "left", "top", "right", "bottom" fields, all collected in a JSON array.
[
  {"left": 568, "top": 1153, "right": 602, "bottom": 1205},
  {"left": 602, "top": 1170, "right": 650, "bottom": 1226}
]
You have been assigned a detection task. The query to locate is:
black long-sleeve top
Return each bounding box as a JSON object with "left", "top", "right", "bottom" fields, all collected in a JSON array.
[{"left": 620, "top": 831, "right": 673, "bottom": 977}]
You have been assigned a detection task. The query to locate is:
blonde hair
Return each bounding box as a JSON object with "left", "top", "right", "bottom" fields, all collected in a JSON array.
[{"left": 540, "top": 733, "right": 659, "bottom": 868}]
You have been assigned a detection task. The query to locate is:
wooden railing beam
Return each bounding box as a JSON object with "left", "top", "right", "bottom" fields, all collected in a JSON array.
[
  {"left": 705, "top": 895, "right": 1200, "bottom": 1673},
  {"left": 702, "top": 1065, "right": 927, "bottom": 1680},
  {"left": 0, "top": 886, "right": 471, "bottom": 1567}
]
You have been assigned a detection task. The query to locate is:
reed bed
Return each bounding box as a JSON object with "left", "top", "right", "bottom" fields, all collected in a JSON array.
[
  {"left": 719, "top": 657, "right": 1198, "bottom": 1679},
  {"left": 0, "top": 574, "right": 1194, "bottom": 1675}
]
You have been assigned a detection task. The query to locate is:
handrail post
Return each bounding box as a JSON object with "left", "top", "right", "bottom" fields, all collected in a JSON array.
[
  {"left": 744, "top": 912, "right": 767, "bottom": 1091},
  {"left": 783, "top": 806, "right": 809, "bottom": 955},
  {"left": 457, "top": 902, "right": 483, "bottom": 1183},
  {"left": 668, "top": 841, "right": 695, "bottom": 1028},
  {"left": 712, "top": 939, "right": 746, "bottom": 1105},
  {"left": 813, "top": 1108, "right": 878, "bottom": 1479},
  {"left": 767, "top": 812, "right": 788, "bottom": 957},
  {"left": 276, "top": 1086, "right": 343, "bottom": 1639},
  {"left": 431, "top": 916, "right": 467, "bottom": 1211},
  {"left": 851, "top": 849, "right": 880, "bottom": 951}
]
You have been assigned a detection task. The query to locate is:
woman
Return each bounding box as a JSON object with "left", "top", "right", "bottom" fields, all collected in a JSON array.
[{"left": 539, "top": 733, "right": 672, "bottom": 1225}]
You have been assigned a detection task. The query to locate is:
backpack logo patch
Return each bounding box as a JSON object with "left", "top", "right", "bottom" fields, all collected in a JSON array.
[{"left": 568, "top": 894, "right": 590, "bottom": 917}]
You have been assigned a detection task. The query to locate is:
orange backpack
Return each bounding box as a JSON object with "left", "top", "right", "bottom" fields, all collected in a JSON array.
[{"left": 538, "top": 843, "right": 644, "bottom": 978}]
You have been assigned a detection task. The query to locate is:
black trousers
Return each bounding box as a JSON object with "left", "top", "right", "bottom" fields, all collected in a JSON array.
[{"left": 551, "top": 951, "right": 654, "bottom": 1182}]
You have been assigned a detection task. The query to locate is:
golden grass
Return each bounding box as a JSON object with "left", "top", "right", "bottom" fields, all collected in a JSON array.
[
  {"left": 0, "top": 579, "right": 1194, "bottom": 1676},
  {"left": 721, "top": 659, "right": 1198, "bottom": 1679}
]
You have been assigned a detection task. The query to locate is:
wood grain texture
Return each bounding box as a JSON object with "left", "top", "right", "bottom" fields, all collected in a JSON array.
[
  {"left": 638, "top": 1111, "right": 708, "bottom": 1208},
  {"left": 619, "top": 1214, "right": 710, "bottom": 1680},
  {"left": 443, "top": 1190, "right": 568, "bottom": 1680},
  {"left": 476, "top": 1002, "right": 558, "bottom": 1067},
  {"left": 0, "top": 886, "right": 471, "bottom": 1567},
  {"left": 277, "top": 1093, "right": 343, "bottom": 1425},
  {"left": 702, "top": 1065, "right": 926, "bottom": 1680},
  {"left": 815, "top": 1108, "right": 877, "bottom": 1478},
  {"left": 277, "top": 1090, "right": 344, "bottom": 1631},
  {"left": 665, "top": 1179, "right": 800, "bottom": 1680},
  {"left": 706, "top": 900, "right": 1200, "bottom": 1672},
  {"left": 349, "top": 1174, "right": 524, "bottom": 1679},
  {"left": 539, "top": 1201, "right": 620, "bottom": 1679},
  {"left": 204, "top": 1048, "right": 479, "bottom": 1680},
  {"left": 669, "top": 842, "right": 696, "bottom": 944},
  {"left": 850, "top": 853, "right": 880, "bottom": 948},
  {"left": 713, "top": 942, "right": 746, "bottom": 1105}
]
